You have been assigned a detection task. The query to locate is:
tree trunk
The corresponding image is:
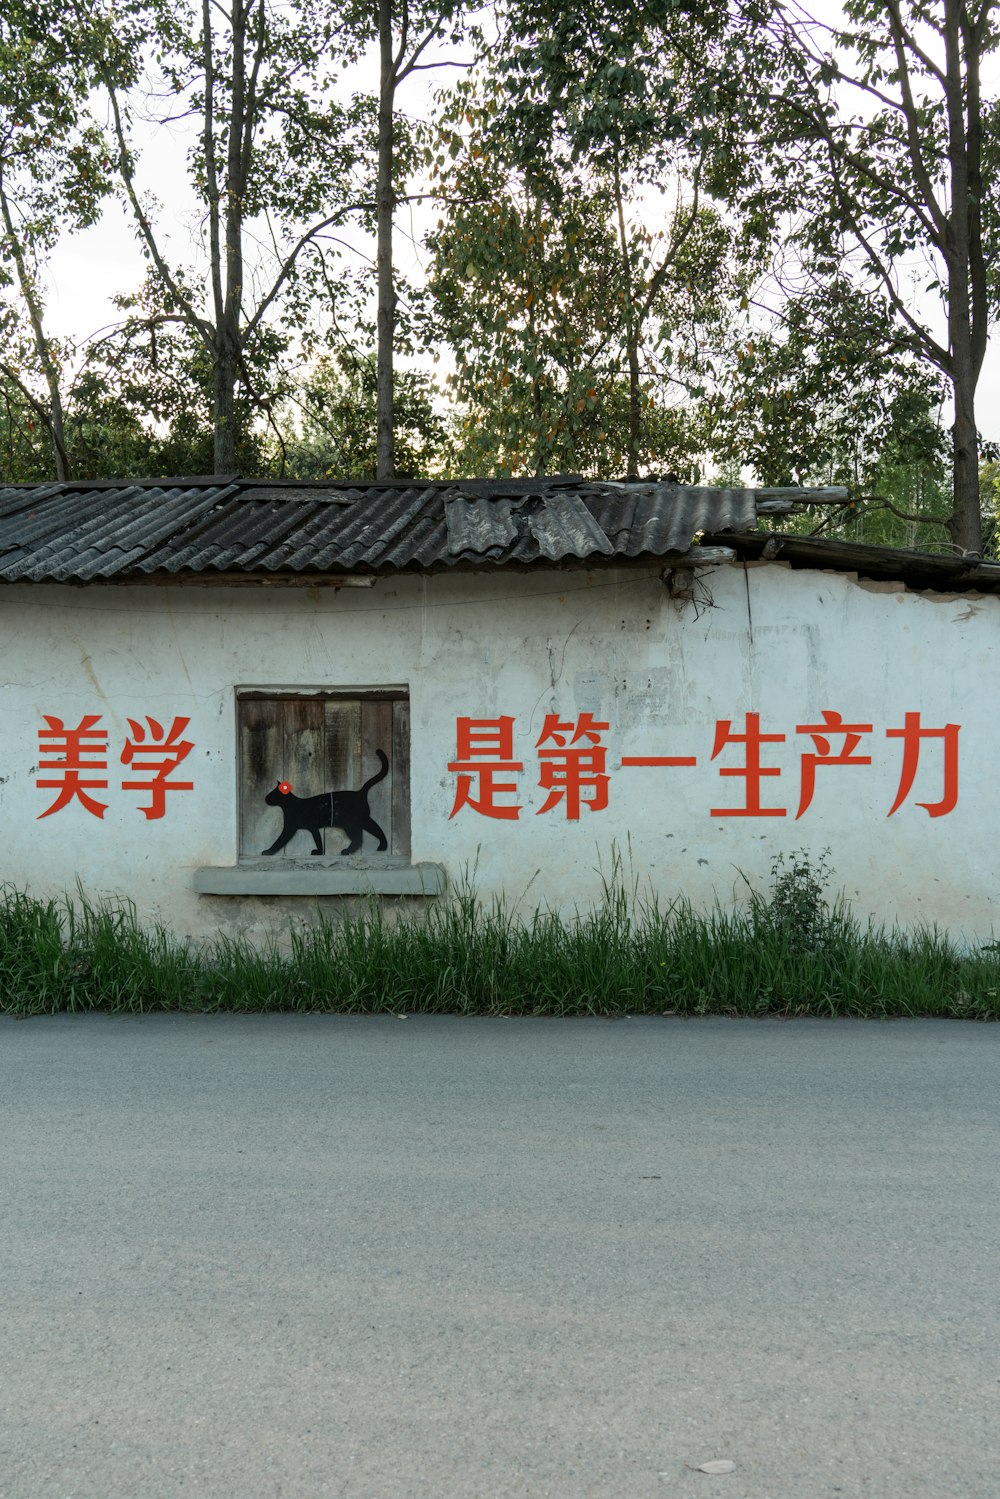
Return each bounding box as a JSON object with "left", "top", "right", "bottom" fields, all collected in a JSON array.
[
  {"left": 40, "top": 367, "right": 68, "bottom": 482},
  {"left": 611, "top": 153, "right": 640, "bottom": 478},
  {"left": 942, "top": 0, "right": 982, "bottom": 555},
  {"left": 626, "top": 340, "right": 641, "bottom": 479},
  {"left": 532, "top": 372, "right": 545, "bottom": 476},
  {"left": 0, "top": 183, "right": 70, "bottom": 481},
  {"left": 213, "top": 337, "right": 238, "bottom": 474},
  {"left": 376, "top": 0, "right": 396, "bottom": 480},
  {"left": 949, "top": 351, "right": 981, "bottom": 555},
  {"left": 214, "top": 0, "right": 248, "bottom": 476}
]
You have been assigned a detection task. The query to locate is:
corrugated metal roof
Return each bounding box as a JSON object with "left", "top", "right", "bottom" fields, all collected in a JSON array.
[
  {"left": 703, "top": 527, "right": 1000, "bottom": 596},
  {"left": 529, "top": 491, "right": 616, "bottom": 560},
  {"left": 0, "top": 475, "right": 768, "bottom": 583},
  {"left": 445, "top": 496, "right": 518, "bottom": 556}
]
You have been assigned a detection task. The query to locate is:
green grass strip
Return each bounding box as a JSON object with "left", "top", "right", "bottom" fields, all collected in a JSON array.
[{"left": 1, "top": 878, "right": 998, "bottom": 1019}]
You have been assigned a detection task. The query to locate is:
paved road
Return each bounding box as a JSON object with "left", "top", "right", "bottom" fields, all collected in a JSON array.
[{"left": 1, "top": 1014, "right": 997, "bottom": 1499}]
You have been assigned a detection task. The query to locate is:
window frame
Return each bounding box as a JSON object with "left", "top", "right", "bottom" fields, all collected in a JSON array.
[{"left": 236, "top": 684, "right": 411, "bottom": 865}]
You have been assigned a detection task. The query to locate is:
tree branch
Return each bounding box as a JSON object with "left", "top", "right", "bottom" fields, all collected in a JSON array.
[
  {"left": 202, "top": 0, "right": 224, "bottom": 330},
  {"left": 883, "top": 0, "right": 949, "bottom": 86},
  {"left": 776, "top": 39, "right": 946, "bottom": 247},
  {"left": 0, "top": 176, "right": 70, "bottom": 478},
  {"left": 638, "top": 155, "right": 703, "bottom": 329},
  {"left": 884, "top": 2, "right": 949, "bottom": 238},
  {"left": 0, "top": 358, "right": 71, "bottom": 477},
  {"left": 394, "top": 0, "right": 410, "bottom": 74},
  {"left": 823, "top": 170, "right": 951, "bottom": 368},
  {"left": 400, "top": 58, "right": 471, "bottom": 73},
  {"left": 864, "top": 493, "right": 952, "bottom": 527},
  {"left": 242, "top": 204, "right": 369, "bottom": 339},
  {"left": 397, "top": 16, "right": 447, "bottom": 83},
  {"left": 240, "top": 0, "right": 267, "bottom": 191},
  {"left": 99, "top": 63, "right": 214, "bottom": 350}
]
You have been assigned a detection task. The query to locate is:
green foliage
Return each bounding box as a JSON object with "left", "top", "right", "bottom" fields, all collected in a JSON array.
[
  {"left": 0, "top": 3, "right": 115, "bottom": 242},
  {"left": 426, "top": 130, "right": 629, "bottom": 475},
  {"left": 73, "top": 270, "right": 285, "bottom": 477},
  {"left": 1, "top": 0, "right": 994, "bottom": 520},
  {"left": 707, "top": 280, "right": 949, "bottom": 486},
  {"left": 281, "top": 351, "right": 451, "bottom": 480},
  {"left": 0, "top": 2, "right": 130, "bottom": 477},
  {"left": 749, "top": 848, "right": 836, "bottom": 953},
  {"left": 72, "top": 0, "right": 387, "bottom": 470},
  {"left": 491, "top": 0, "right": 771, "bottom": 186},
  {"left": 700, "top": 272, "right": 955, "bottom": 547},
  {"left": 3, "top": 876, "right": 1000, "bottom": 1020},
  {"left": 0, "top": 283, "right": 274, "bottom": 481},
  {"left": 0, "top": 376, "right": 49, "bottom": 479},
  {"left": 424, "top": 80, "right": 743, "bottom": 477},
  {"left": 979, "top": 458, "right": 1000, "bottom": 560},
  {"left": 739, "top": 0, "right": 1000, "bottom": 550}
]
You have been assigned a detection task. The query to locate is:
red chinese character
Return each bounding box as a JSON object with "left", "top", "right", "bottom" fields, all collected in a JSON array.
[
  {"left": 36, "top": 714, "right": 109, "bottom": 819},
  {"left": 710, "top": 712, "right": 786, "bottom": 817},
  {"left": 448, "top": 716, "right": 523, "bottom": 820},
  {"left": 621, "top": 748, "right": 697, "bottom": 771},
  {"left": 795, "top": 709, "right": 873, "bottom": 819},
  {"left": 121, "top": 716, "right": 194, "bottom": 820},
  {"left": 535, "top": 713, "right": 610, "bottom": 819},
  {"left": 886, "top": 713, "right": 960, "bottom": 817}
]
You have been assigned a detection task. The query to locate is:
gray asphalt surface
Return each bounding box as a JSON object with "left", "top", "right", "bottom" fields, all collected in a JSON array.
[{"left": 1, "top": 1013, "right": 997, "bottom": 1499}]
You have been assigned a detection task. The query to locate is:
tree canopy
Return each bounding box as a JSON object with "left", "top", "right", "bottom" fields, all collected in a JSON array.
[
  {"left": 0, "top": 0, "right": 997, "bottom": 558},
  {"left": 742, "top": 0, "right": 1000, "bottom": 553}
]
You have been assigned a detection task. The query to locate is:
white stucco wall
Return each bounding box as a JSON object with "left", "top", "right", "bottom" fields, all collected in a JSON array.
[{"left": 2, "top": 560, "right": 997, "bottom": 941}]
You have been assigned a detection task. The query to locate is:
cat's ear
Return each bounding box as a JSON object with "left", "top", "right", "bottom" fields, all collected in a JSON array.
[{"left": 279, "top": 780, "right": 292, "bottom": 795}]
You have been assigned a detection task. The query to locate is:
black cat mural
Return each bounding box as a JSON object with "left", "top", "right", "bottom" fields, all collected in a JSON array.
[{"left": 262, "top": 749, "right": 390, "bottom": 856}]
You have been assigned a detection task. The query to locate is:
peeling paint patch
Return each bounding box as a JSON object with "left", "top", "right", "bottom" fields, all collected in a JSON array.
[
  {"left": 851, "top": 577, "right": 907, "bottom": 595},
  {"left": 574, "top": 671, "right": 610, "bottom": 717}
]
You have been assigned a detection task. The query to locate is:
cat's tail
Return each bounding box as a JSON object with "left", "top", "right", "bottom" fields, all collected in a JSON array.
[{"left": 360, "top": 748, "right": 389, "bottom": 795}]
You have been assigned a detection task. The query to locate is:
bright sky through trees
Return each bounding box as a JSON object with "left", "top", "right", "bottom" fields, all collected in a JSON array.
[{"left": 35, "top": 1, "right": 999, "bottom": 451}]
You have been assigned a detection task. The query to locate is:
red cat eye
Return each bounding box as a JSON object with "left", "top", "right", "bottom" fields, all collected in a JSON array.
[{"left": 279, "top": 781, "right": 292, "bottom": 795}]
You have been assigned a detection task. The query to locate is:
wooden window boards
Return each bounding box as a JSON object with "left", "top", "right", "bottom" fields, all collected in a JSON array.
[{"left": 238, "top": 692, "right": 410, "bottom": 861}]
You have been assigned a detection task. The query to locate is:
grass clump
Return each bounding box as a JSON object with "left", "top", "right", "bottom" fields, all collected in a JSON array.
[{"left": 1, "top": 859, "right": 999, "bottom": 1019}]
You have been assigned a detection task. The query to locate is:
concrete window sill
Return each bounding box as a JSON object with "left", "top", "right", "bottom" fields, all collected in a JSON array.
[{"left": 193, "top": 861, "right": 447, "bottom": 897}]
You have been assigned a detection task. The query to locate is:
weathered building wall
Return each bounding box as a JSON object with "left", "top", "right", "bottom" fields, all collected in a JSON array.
[{"left": 2, "top": 560, "right": 995, "bottom": 941}]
